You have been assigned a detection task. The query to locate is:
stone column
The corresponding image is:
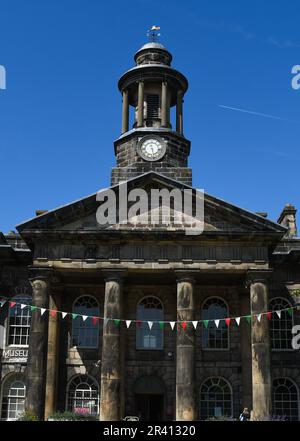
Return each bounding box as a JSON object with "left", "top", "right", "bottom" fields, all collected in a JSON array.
[
  {"left": 176, "top": 90, "right": 183, "bottom": 134},
  {"left": 137, "top": 81, "right": 144, "bottom": 127},
  {"left": 121, "top": 89, "right": 129, "bottom": 134},
  {"left": 161, "top": 81, "right": 168, "bottom": 127},
  {"left": 240, "top": 293, "right": 252, "bottom": 410},
  {"left": 247, "top": 269, "right": 272, "bottom": 420},
  {"left": 100, "top": 273, "right": 124, "bottom": 421},
  {"left": 26, "top": 273, "right": 50, "bottom": 419},
  {"left": 176, "top": 275, "right": 196, "bottom": 421},
  {"left": 44, "top": 293, "right": 60, "bottom": 420}
]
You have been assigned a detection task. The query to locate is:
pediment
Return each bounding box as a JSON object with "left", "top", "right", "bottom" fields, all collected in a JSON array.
[{"left": 17, "top": 172, "right": 286, "bottom": 239}]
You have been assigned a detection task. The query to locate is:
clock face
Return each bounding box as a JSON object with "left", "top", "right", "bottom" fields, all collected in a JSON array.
[{"left": 138, "top": 136, "right": 166, "bottom": 161}]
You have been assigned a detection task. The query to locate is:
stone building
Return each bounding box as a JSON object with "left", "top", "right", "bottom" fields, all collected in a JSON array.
[{"left": 1, "top": 38, "right": 300, "bottom": 422}]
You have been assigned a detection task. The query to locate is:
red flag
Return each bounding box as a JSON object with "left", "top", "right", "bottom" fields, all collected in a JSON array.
[
  {"left": 267, "top": 312, "right": 272, "bottom": 321},
  {"left": 9, "top": 301, "right": 16, "bottom": 308},
  {"left": 92, "top": 316, "right": 99, "bottom": 326},
  {"left": 136, "top": 320, "right": 142, "bottom": 328},
  {"left": 181, "top": 322, "right": 187, "bottom": 329},
  {"left": 225, "top": 318, "right": 231, "bottom": 327},
  {"left": 50, "top": 310, "right": 57, "bottom": 318}
]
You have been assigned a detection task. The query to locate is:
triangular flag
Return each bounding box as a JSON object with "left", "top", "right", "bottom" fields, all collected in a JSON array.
[
  {"left": 203, "top": 320, "right": 209, "bottom": 329},
  {"left": 148, "top": 321, "right": 153, "bottom": 330},
  {"left": 72, "top": 313, "right": 78, "bottom": 320},
  {"left": 62, "top": 312, "right": 68, "bottom": 319},
  {"left": 136, "top": 320, "right": 141, "bottom": 328},
  {"left": 192, "top": 321, "right": 198, "bottom": 329},
  {"left": 31, "top": 305, "right": 37, "bottom": 312},
  {"left": 215, "top": 319, "right": 220, "bottom": 328},
  {"left": 20, "top": 304, "right": 27, "bottom": 310},
  {"left": 276, "top": 310, "right": 281, "bottom": 319},
  {"left": 181, "top": 322, "right": 187, "bottom": 329},
  {"left": 82, "top": 315, "right": 88, "bottom": 321},
  {"left": 0, "top": 300, "right": 6, "bottom": 307},
  {"left": 246, "top": 315, "right": 252, "bottom": 323},
  {"left": 267, "top": 312, "right": 272, "bottom": 321},
  {"left": 170, "top": 321, "right": 176, "bottom": 330},
  {"left": 92, "top": 316, "right": 99, "bottom": 326},
  {"left": 287, "top": 308, "right": 293, "bottom": 317},
  {"left": 9, "top": 301, "right": 16, "bottom": 308},
  {"left": 159, "top": 321, "right": 164, "bottom": 329},
  {"left": 235, "top": 317, "right": 240, "bottom": 326},
  {"left": 257, "top": 314, "right": 262, "bottom": 322},
  {"left": 40, "top": 308, "right": 46, "bottom": 316},
  {"left": 114, "top": 319, "right": 120, "bottom": 326},
  {"left": 126, "top": 320, "right": 131, "bottom": 328},
  {"left": 50, "top": 310, "right": 57, "bottom": 318},
  {"left": 225, "top": 318, "right": 231, "bottom": 327}
]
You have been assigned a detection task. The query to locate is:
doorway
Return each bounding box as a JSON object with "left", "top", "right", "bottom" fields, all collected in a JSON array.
[
  {"left": 135, "top": 393, "right": 164, "bottom": 421},
  {"left": 133, "top": 375, "right": 165, "bottom": 421}
]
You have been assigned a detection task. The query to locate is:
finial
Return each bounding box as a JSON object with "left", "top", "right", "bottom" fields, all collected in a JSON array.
[{"left": 147, "top": 25, "right": 161, "bottom": 43}]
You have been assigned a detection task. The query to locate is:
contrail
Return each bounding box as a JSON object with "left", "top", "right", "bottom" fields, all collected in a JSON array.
[{"left": 218, "top": 104, "right": 300, "bottom": 124}]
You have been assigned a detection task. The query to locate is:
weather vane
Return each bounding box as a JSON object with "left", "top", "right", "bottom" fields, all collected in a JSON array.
[{"left": 147, "top": 25, "right": 161, "bottom": 43}]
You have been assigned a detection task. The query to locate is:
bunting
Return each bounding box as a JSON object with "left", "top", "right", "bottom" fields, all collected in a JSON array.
[{"left": 0, "top": 295, "right": 299, "bottom": 330}]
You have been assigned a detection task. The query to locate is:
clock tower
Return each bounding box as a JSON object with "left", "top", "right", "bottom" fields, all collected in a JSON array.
[{"left": 111, "top": 30, "right": 192, "bottom": 186}]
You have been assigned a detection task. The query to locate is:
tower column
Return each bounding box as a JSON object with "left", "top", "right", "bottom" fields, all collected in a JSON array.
[
  {"left": 26, "top": 270, "right": 51, "bottom": 419},
  {"left": 100, "top": 272, "right": 124, "bottom": 421},
  {"left": 247, "top": 269, "right": 272, "bottom": 420},
  {"left": 137, "top": 81, "right": 144, "bottom": 127},
  {"left": 176, "top": 274, "right": 196, "bottom": 421},
  {"left": 121, "top": 89, "right": 129, "bottom": 134},
  {"left": 44, "top": 293, "right": 60, "bottom": 420},
  {"left": 161, "top": 81, "right": 168, "bottom": 127},
  {"left": 176, "top": 89, "right": 183, "bottom": 134}
]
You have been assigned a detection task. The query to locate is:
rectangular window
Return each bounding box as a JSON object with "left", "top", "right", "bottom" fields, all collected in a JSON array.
[{"left": 146, "top": 94, "right": 159, "bottom": 119}]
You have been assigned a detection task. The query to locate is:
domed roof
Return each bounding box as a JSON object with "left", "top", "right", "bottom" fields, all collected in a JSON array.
[
  {"left": 137, "top": 42, "right": 167, "bottom": 51},
  {"left": 134, "top": 41, "right": 172, "bottom": 65}
]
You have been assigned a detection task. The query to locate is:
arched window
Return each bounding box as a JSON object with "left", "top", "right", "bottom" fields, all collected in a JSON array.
[
  {"left": 269, "top": 298, "right": 293, "bottom": 350},
  {"left": 67, "top": 375, "right": 99, "bottom": 416},
  {"left": 1, "top": 375, "right": 26, "bottom": 420},
  {"left": 202, "top": 297, "right": 229, "bottom": 349},
  {"left": 136, "top": 296, "right": 164, "bottom": 350},
  {"left": 200, "top": 377, "right": 232, "bottom": 420},
  {"left": 273, "top": 378, "right": 299, "bottom": 421},
  {"left": 72, "top": 296, "right": 99, "bottom": 348},
  {"left": 8, "top": 296, "right": 31, "bottom": 346}
]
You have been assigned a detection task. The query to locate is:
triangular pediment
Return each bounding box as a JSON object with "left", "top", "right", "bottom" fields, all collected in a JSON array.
[{"left": 17, "top": 172, "right": 286, "bottom": 240}]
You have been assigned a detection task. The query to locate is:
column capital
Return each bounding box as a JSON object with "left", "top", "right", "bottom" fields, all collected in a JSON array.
[
  {"left": 175, "top": 270, "right": 197, "bottom": 284},
  {"left": 102, "top": 269, "right": 127, "bottom": 283},
  {"left": 28, "top": 267, "right": 53, "bottom": 283},
  {"left": 246, "top": 268, "right": 273, "bottom": 286}
]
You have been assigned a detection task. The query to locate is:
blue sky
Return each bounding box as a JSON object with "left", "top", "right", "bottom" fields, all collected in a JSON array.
[{"left": 0, "top": 0, "right": 299, "bottom": 233}]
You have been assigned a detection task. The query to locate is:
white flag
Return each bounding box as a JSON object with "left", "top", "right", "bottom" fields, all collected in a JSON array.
[
  {"left": 126, "top": 320, "right": 131, "bottom": 328},
  {"left": 170, "top": 321, "right": 176, "bottom": 330},
  {"left": 215, "top": 319, "right": 220, "bottom": 328},
  {"left": 82, "top": 315, "right": 88, "bottom": 322},
  {"left": 192, "top": 321, "right": 198, "bottom": 329},
  {"left": 21, "top": 304, "right": 27, "bottom": 310},
  {"left": 235, "top": 317, "right": 241, "bottom": 326},
  {"left": 276, "top": 310, "right": 281, "bottom": 319},
  {"left": 148, "top": 321, "right": 153, "bottom": 330},
  {"left": 40, "top": 308, "right": 46, "bottom": 316},
  {"left": 257, "top": 314, "right": 262, "bottom": 322},
  {"left": 62, "top": 312, "right": 67, "bottom": 319}
]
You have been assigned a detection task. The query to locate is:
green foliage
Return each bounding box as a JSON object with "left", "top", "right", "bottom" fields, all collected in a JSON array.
[
  {"left": 17, "top": 411, "right": 39, "bottom": 421},
  {"left": 48, "top": 411, "right": 98, "bottom": 421}
]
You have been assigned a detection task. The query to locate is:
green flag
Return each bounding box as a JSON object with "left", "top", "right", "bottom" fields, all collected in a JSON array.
[
  {"left": 203, "top": 320, "right": 209, "bottom": 329},
  {"left": 72, "top": 313, "right": 78, "bottom": 320}
]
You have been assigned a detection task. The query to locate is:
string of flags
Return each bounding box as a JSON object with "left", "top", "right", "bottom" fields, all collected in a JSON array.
[{"left": 0, "top": 296, "right": 299, "bottom": 330}]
